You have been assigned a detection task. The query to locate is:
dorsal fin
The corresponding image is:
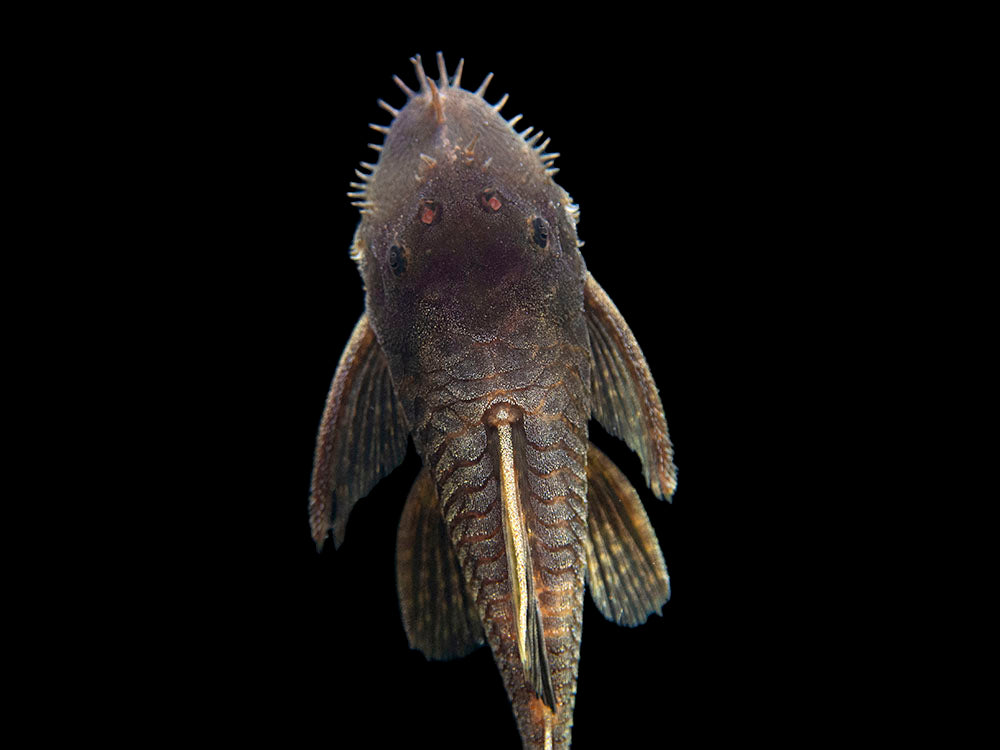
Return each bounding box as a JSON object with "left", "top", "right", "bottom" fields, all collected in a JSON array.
[
  {"left": 525, "top": 579, "right": 556, "bottom": 709},
  {"left": 489, "top": 405, "right": 556, "bottom": 709}
]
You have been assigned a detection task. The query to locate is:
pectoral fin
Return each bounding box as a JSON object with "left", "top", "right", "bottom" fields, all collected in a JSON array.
[
  {"left": 584, "top": 272, "right": 677, "bottom": 500},
  {"left": 309, "top": 313, "right": 409, "bottom": 550},
  {"left": 584, "top": 442, "right": 670, "bottom": 626},
  {"left": 396, "top": 467, "right": 484, "bottom": 660}
]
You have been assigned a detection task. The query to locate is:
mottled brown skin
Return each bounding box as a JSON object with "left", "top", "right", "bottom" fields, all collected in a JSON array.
[
  {"left": 311, "top": 54, "right": 676, "bottom": 750},
  {"left": 357, "top": 73, "right": 589, "bottom": 749}
]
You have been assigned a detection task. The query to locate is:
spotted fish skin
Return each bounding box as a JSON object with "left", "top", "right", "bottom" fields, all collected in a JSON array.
[{"left": 310, "top": 53, "right": 676, "bottom": 749}]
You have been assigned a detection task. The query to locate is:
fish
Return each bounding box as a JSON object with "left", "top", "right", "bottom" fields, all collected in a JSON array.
[{"left": 309, "top": 52, "right": 677, "bottom": 749}]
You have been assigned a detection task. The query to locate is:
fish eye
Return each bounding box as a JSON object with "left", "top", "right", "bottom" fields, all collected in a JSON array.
[
  {"left": 530, "top": 217, "right": 549, "bottom": 248},
  {"left": 388, "top": 244, "right": 408, "bottom": 276},
  {"left": 418, "top": 200, "right": 441, "bottom": 226},
  {"left": 479, "top": 188, "right": 503, "bottom": 213}
]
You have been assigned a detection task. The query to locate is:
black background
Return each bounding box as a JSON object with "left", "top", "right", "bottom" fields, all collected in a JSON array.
[{"left": 181, "top": 22, "right": 844, "bottom": 748}]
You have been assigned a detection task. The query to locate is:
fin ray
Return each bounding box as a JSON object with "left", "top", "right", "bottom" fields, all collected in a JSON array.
[
  {"left": 585, "top": 272, "right": 677, "bottom": 500},
  {"left": 492, "top": 412, "right": 557, "bottom": 709},
  {"left": 584, "top": 442, "right": 670, "bottom": 626},
  {"left": 526, "top": 586, "right": 556, "bottom": 709},
  {"left": 309, "top": 313, "right": 409, "bottom": 549},
  {"left": 396, "top": 467, "right": 485, "bottom": 660}
]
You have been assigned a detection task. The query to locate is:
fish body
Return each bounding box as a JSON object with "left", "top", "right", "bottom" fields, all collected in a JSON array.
[{"left": 310, "top": 54, "right": 676, "bottom": 748}]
